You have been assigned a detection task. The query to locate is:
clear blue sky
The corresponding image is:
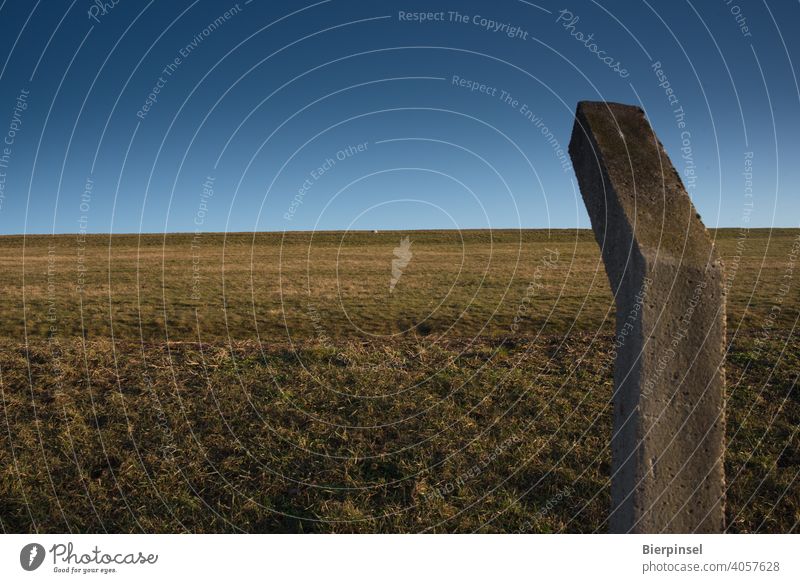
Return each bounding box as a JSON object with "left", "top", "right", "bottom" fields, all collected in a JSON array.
[{"left": 0, "top": 0, "right": 797, "bottom": 234}]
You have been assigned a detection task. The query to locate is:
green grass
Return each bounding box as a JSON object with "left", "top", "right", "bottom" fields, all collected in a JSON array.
[{"left": 0, "top": 229, "right": 798, "bottom": 532}]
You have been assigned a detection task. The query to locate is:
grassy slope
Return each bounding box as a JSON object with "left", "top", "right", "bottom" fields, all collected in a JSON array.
[{"left": 0, "top": 229, "right": 798, "bottom": 532}]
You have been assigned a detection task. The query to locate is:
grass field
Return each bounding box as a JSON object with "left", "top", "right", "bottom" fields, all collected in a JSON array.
[{"left": 1, "top": 228, "right": 798, "bottom": 532}]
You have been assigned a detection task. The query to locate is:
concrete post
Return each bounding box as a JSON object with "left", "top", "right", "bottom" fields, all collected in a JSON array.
[{"left": 568, "top": 101, "right": 726, "bottom": 533}]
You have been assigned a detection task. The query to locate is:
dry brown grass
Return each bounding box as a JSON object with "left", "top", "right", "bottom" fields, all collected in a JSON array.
[{"left": 0, "top": 229, "right": 797, "bottom": 532}]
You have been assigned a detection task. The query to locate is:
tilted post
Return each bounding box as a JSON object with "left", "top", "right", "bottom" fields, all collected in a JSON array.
[{"left": 568, "top": 101, "right": 726, "bottom": 533}]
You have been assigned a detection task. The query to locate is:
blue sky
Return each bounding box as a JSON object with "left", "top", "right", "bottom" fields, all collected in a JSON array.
[{"left": 0, "top": 0, "right": 797, "bottom": 234}]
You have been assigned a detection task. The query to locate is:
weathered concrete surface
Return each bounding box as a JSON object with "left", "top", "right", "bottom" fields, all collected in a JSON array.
[{"left": 568, "top": 101, "right": 726, "bottom": 533}]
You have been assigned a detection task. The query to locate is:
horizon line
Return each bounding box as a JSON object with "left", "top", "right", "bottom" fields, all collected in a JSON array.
[{"left": 0, "top": 226, "right": 795, "bottom": 237}]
